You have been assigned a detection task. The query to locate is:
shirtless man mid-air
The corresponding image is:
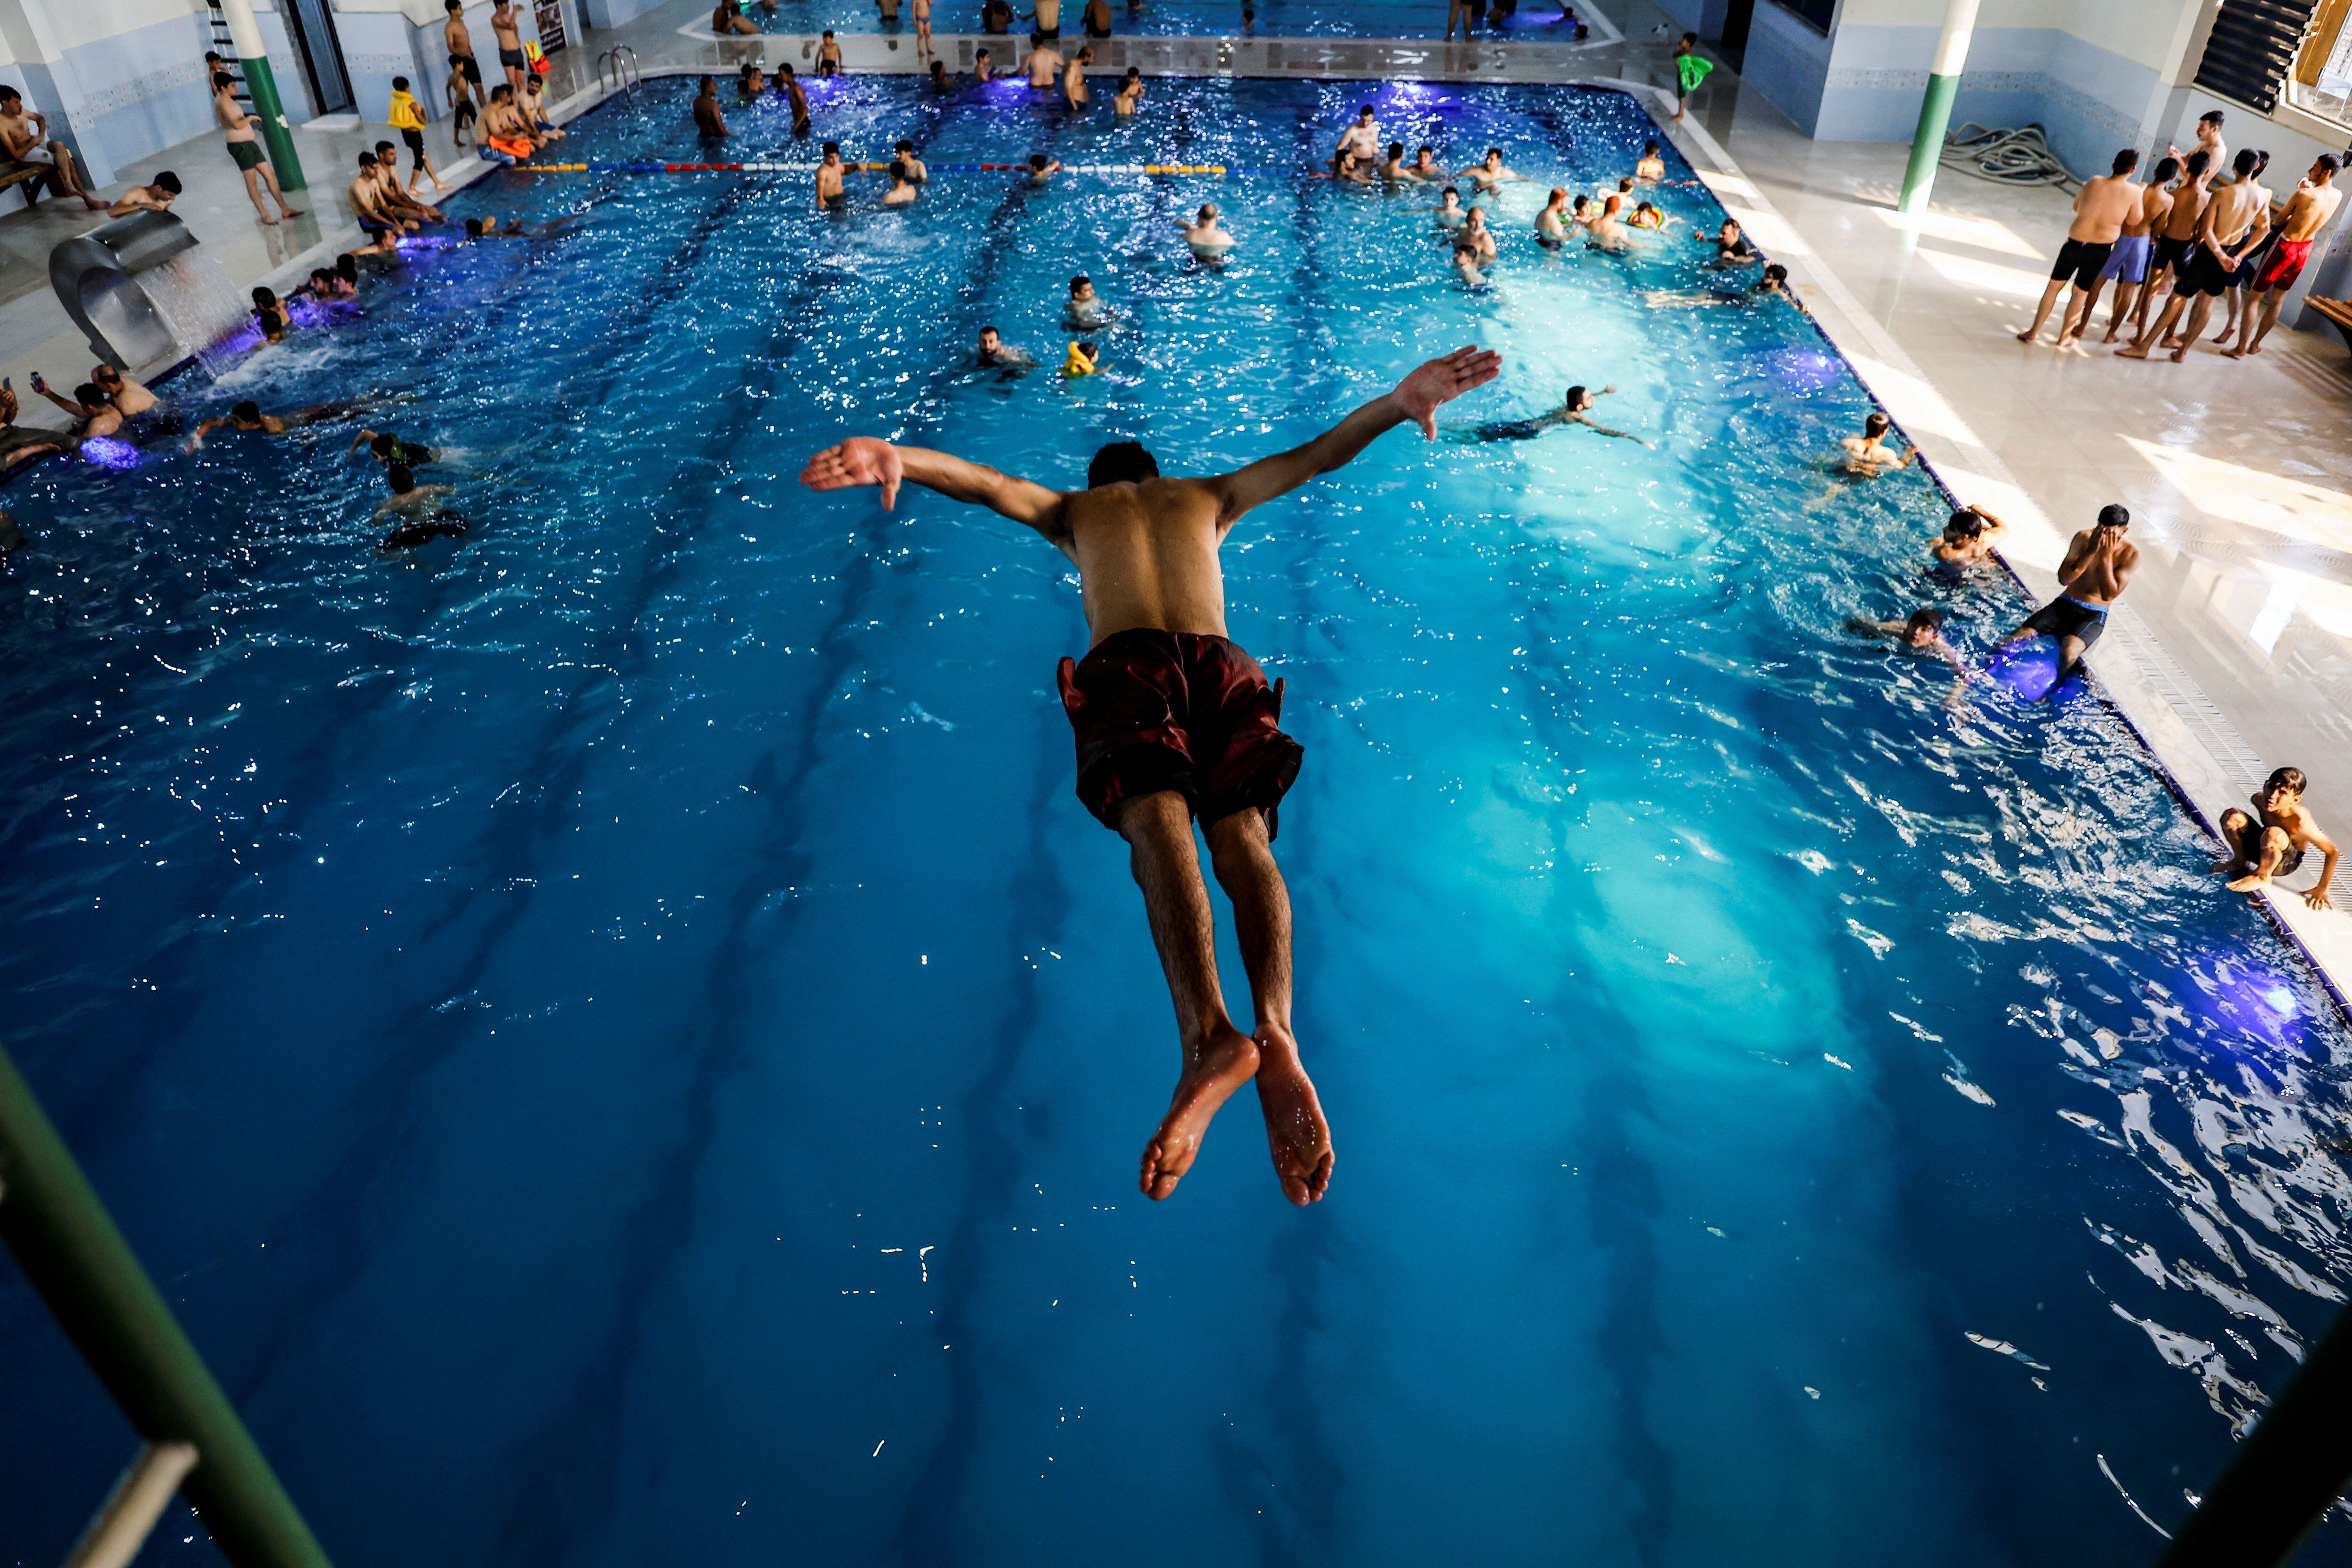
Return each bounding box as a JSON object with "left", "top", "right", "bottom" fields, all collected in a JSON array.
[{"left": 799, "top": 346, "right": 1503, "bottom": 1205}]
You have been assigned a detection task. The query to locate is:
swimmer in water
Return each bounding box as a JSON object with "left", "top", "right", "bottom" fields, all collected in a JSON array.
[
  {"left": 1064, "top": 340, "right": 1100, "bottom": 376},
  {"left": 1452, "top": 236, "right": 1487, "bottom": 288},
  {"left": 1536, "top": 187, "right": 1572, "bottom": 243},
  {"left": 975, "top": 325, "right": 1035, "bottom": 370},
  {"left": 1027, "top": 151, "right": 1062, "bottom": 182},
  {"left": 1840, "top": 412, "right": 1916, "bottom": 476},
  {"left": 1635, "top": 140, "right": 1665, "bottom": 182},
  {"left": 350, "top": 429, "right": 443, "bottom": 468},
  {"left": 893, "top": 138, "right": 929, "bottom": 181},
  {"left": 1704, "top": 217, "right": 1758, "bottom": 267},
  {"left": 1929, "top": 504, "right": 2004, "bottom": 581},
  {"left": 1179, "top": 203, "right": 1234, "bottom": 255},
  {"left": 1380, "top": 142, "right": 1410, "bottom": 181},
  {"left": 1065, "top": 273, "right": 1104, "bottom": 327},
  {"left": 1407, "top": 145, "right": 1441, "bottom": 181},
  {"left": 377, "top": 464, "right": 469, "bottom": 550},
  {"left": 1846, "top": 607, "right": 1970, "bottom": 707},
  {"left": 1586, "top": 200, "right": 1645, "bottom": 253},
  {"left": 974, "top": 47, "right": 994, "bottom": 81},
  {"left": 1432, "top": 185, "right": 1466, "bottom": 226},
  {"left": 1460, "top": 384, "right": 1649, "bottom": 446},
  {"left": 1115, "top": 67, "right": 1143, "bottom": 114},
  {"left": 251, "top": 286, "right": 291, "bottom": 342},
  {"left": 1628, "top": 200, "right": 1676, "bottom": 231},
  {"left": 883, "top": 159, "right": 919, "bottom": 205},
  {"left": 186, "top": 398, "right": 362, "bottom": 449},
  {"left": 1460, "top": 206, "right": 1497, "bottom": 261},
  {"left": 815, "top": 142, "right": 845, "bottom": 207},
  {"left": 1644, "top": 263, "right": 1790, "bottom": 306},
  {"left": 1454, "top": 147, "right": 1527, "bottom": 191},
  {"left": 796, "top": 344, "right": 1504, "bottom": 1205}
]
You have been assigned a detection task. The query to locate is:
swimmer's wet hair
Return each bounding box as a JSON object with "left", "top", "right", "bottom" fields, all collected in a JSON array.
[
  {"left": 389, "top": 462, "right": 417, "bottom": 494},
  {"left": 1763, "top": 263, "right": 1788, "bottom": 283},
  {"left": 252, "top": 286, "right": 278, "bottom": 307},
  {"left": 1564, "top": 384, "right": 1587, "bottom": 407},
  {"left": 232, "top": 400, "right": 261, "bottom": 422},
  {"left": 890, "top": 159, "right": 910, "bottom": 182},
  {"left": 1358, "top": 104, "right": 1375, "bottom": 117},
  {"left": 1388, "top": 141, "right": 1404, "bottom": 157},
  {"left": 2150, "top": 156, "right": 2179, "bottom": 183},
  {"left": 2097, "top": 503, "right": 2130, "bottom": 528},
  {"left": 1441, "top": 184, "right": 1459, "bottom": 197},
  {"left": 155, "top": 171, "right": 182, "bottom": 194},
  {"left": 2266, "top": 766, "right": 2308, "bottom": 795},
  {"left": 823, "top": 141, "right": 842, "bottom": 154},
  {"left": 1906, "top": 608, "right": 1944, "bottom": 634},
  {"left": 1864, "top": 412, "right": 1891, "bottom": 436},
  {"left": 1643, "top": 139, "right": 1659, "bottom": 153},
  {"left": 1069, "top": 274, "right": 1090, "bottom": 292},
  {"left": 1945, "top": 509, "right": 1984, "bottom": 536},
  {"left": 1088, "top": 441, "right": 1157, "bottom": 488},
  {"left": 372, "top": 433, "right": 398, "bottom": 457}
]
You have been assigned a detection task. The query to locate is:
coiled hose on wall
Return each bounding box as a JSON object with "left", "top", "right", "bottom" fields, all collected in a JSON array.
[{"left": 1939, "top": 123, "right": 2081, "bottom": 194}]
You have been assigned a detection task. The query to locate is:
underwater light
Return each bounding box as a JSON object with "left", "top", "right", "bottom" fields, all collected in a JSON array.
[{"left": 78, "top": 437, "right": 139, "bottom": 469}]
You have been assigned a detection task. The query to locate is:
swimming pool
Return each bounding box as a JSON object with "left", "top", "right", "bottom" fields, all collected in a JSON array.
[
  {"left": 730, "top": 0, "right": 1596, "bottom": 40},
  {"left": 2, "top": 74, "right": 2347, "bottom": 1566}
]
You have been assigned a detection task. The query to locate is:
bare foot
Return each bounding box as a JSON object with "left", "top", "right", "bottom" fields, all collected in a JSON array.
[
  {"left": 2238, "top": 342, "right": 2263, "bottom": 357},
  {"left": 1253, "top": 1027, "right": 1333, "bottom": 1205},
  {"left": 280, "top": 207, "right": 304, "bottom": 219},
  {"left": 2014, "top": 328, "right": 2040, "bottom": 342},
  {"left": 2169, "top": 343, "right": 2189, "bottom": 363},
  {"left": 259, "top": 214, "right": 279, "bottom": 226},
  {"left": 2116, "top": 342, "right": 2150, "bottom": 359},
  {"left": 1139, "top": 1025, "right": 1259, "bottom": 1200},
  {"left": 2055, "top": 332, "right": 2080, "bottom": 348},
  {"left": 2226, "top": 874, "right": 2268, "bottom": 893},
  {"left": 2100, "top": 329, "right": 2121, "bottom": 343}
]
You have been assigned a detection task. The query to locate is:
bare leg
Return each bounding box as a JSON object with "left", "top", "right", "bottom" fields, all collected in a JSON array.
[
  {"left": 1120, "top": 791, "right": 1261, "bottom": 1201},
  {"left": 45, "top": 141, "right": 104, "bottom": 209},
  {"left": 239, "top": 166, "right": 276, "bottom": 223},
  {"left": 2213, "top": 287, "right": 2243, "bottom": 345},
  {"left": 1208, "top": 808, "right": 1333, "bottom": 1205},
  {"left": 2122, "top": 294, "right": 2188, "bottom": 357},
  {"left": 2047, "top": 631, "right": 2089, "bottom": 693},
  {"left": 256, "top": 161, "right": 301, "bottom": 219},
  {"left": 2212, "top": 810, "right": 2254, "bottom": 873},
  {"left": 2130, "top": 266, "right": 2170, "bottom": 339},
  {"left": 2172, "top": 295, "right": 2214, "bottom": 360},
  {"left": 2103, "top": 279, "right": 2140, "bottom": 341},
  {"left": 2230, "top": 291, "right": 2285, "bottom": 357},
  {"left": 2229, "top": 826, "right": 2294, "bottom": 892},
  {"left": 2018, "top": 276, "right": 2066, "bottom": 342},
  {"left": 2056, "top": 280, "right": 2101, "bottom": 345}
]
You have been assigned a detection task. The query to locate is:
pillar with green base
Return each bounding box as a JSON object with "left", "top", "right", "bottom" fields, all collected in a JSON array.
[
  {"left": 215, "top": 0, "right": 307, "bottom": 193},
  {"left": 0, "top": 1043, "right": 334, "bottom": 1568},
  {"left": 1898, "top": 0, "right": 1980, "bottom": 214}
]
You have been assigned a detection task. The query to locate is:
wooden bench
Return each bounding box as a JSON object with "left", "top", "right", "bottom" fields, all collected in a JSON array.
[
  {"left": 0, "top": 161, "right": 48, "bottom": 207},
  {"left": 2306, "top": 296, "right": 2352, "bottom": 354}
]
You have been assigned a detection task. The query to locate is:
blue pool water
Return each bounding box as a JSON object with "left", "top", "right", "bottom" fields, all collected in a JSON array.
[
  {"left": 737, "top": 0, "right": 1592, "bottom": 39},
  {"left": 3, "top": 76, "right": 2349, "bottom": 1567}
]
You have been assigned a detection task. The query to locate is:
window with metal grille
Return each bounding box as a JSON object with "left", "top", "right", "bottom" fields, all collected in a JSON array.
[{"left": 2195, "top": 0, "right": 2321, "bottom": 114}]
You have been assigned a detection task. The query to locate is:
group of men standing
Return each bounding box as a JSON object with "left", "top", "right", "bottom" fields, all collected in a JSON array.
[{"left": 2018, "top": 109, "right": 2344, "bottom": 362}]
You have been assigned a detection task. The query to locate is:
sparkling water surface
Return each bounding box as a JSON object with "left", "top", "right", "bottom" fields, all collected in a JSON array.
[
  {"left": 2, "top": 77, "right": 2348, "bottom": 1568},
  {"left": 732, "top": 0, "right": 1592, "bottom": 39}
]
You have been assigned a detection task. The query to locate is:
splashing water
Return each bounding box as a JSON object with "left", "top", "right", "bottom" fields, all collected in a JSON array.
[{"left": 135, "top": 251, "right": 251, "bottom": 377}]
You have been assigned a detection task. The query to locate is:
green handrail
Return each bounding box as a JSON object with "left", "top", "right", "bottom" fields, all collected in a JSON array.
[{"left": 0, "top": 1043, "right": 332, "bottom": 1568}]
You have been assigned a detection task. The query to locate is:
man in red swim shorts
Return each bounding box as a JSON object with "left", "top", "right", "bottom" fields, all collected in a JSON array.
[
  {"left": 2228, "top": 152, "right": 2343, "bottom": 360},
  {"left": 800, "top": 346, "right": 1502, "bottom": 1206}
]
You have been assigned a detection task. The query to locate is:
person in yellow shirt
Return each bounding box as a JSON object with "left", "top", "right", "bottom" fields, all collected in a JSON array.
[{"left": 387, "top": 75, "right": 449, "bottom": 194}]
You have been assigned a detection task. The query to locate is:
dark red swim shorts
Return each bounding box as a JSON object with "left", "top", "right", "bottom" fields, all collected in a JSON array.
[{"left": 1056, "top": 628, "right": 1304, "bottom": 838}]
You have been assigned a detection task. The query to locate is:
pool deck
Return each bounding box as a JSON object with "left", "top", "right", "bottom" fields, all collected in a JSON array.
[{"left": 7, "top": 0, "right": 2351, "bottom": 1000}]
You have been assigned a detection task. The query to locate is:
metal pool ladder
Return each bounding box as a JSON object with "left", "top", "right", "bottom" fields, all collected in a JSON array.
[
  {"left": 0, "top": 1043, "right": 332, "bottom": 1568},
  {"left": 596, "top": 45, "right": 642, "bottom": 103}
]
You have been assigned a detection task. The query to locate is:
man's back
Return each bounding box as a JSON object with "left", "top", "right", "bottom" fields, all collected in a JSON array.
[
  {"left": 2209, "top": 179, "right": 2267, "bottom": 242},
  {"left": 2285, "top": 182, "right": 2344, "bottom": 240},
  {"left": 1061, "top": 478, "right": 1229, "bottom": 645},
  {"left": 2071, "top": 174, "right": 2139, "bottom": 242}
]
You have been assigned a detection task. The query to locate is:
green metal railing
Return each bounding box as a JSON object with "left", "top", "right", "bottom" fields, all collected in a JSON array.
[{"left": 0, "top": 1043, "right": 332, "bottom": 1568}]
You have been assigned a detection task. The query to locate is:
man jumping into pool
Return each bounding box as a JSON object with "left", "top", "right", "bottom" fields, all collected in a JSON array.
[{"left": 800, "top": 345, "right": 1503, "bottom": 1205}]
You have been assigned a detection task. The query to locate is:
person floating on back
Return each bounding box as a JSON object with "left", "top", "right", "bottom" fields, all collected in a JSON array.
[
  {"left": 798, "top": 345, "right": 1503, "bottom": 1203},
  {"left": 2001, "top": 502, "right": 2136, "bottom": 692},
  {"left": 2214, "top": 767, "right": 2339, "bottom": 909}
]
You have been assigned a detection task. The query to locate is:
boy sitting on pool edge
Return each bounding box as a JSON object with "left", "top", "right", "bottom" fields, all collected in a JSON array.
[{"left": 2215, "top": 767, "right": 2339, "bottom": 910}]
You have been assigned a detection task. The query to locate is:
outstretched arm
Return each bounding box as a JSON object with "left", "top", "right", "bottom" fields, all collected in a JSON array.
[
  {"left": 1209, "top": 346, "right": 1501, "bottom": 527},
  {"left": 801, "top": 436, "right": 1069, "bottom": 539}
]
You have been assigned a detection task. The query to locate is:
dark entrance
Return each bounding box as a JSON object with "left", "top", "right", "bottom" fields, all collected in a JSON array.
[
  {"left": 281, "top": 0, "right": 353, "bottom": 116},
  {"left": 1720, "top": 0, "right": 1756, "bottom": 72}
]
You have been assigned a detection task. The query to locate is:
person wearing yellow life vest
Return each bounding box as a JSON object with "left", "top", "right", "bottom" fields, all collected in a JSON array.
[{"left": 387, "top": 76, "right": 449, "bottom": 194}]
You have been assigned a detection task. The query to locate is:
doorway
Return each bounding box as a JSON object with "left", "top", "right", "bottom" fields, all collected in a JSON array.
[
  {"left": 1721, "top": 0, "right": 1756, "bottom": 72},
  {"left": 281, "top": 0, "right": 353, "bottom": 117}
]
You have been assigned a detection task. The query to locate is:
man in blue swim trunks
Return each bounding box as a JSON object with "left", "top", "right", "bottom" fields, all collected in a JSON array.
[
  {"left": 800, "top": 346, "right": 1502, "bottom": 1207},
  {"left": 2001, "top": 503, "right": 2137, "bottom": 691}
]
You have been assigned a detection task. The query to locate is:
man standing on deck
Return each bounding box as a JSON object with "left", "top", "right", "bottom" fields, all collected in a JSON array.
[
  {"left": 445, "top": 0, "right": 487, "bottom": 110},
  {"left": 2227, "top": 154, "right": 2344, "bottom": 358},
  {"left": 799, "top": 346, "right": 1504, "bottom": 1205},
  {"left": 2001, "top": 503, "right": 2137, "bottom": 691},
  {"left": 2016, "top": 148, "right": 2140, "bottom": 345}
]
